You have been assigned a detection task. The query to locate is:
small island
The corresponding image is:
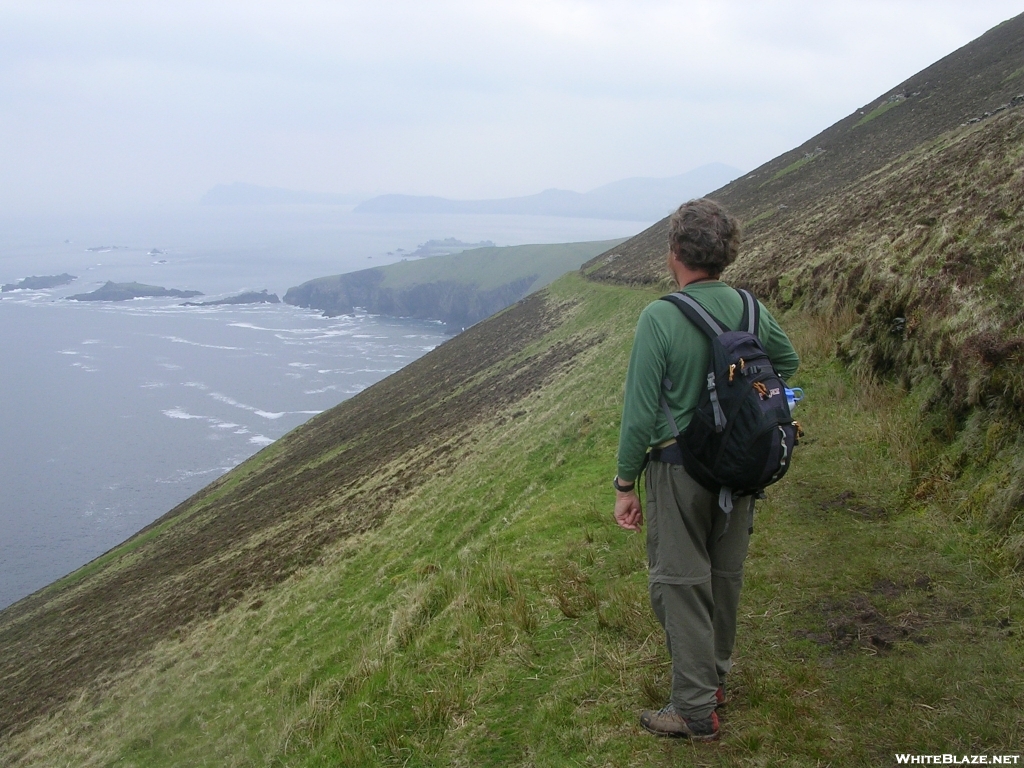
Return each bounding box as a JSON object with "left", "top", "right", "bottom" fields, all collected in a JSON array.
[
  {"left": 403, "top": 238, "right": 496, "bottom": 258},
  {"left": 68, "top": 281, "right": 203, "bottom": 301},
  {"left": 181, "top": 290, "right": 280, "bottom": 307},
  {"left": 2, "top": 274, "right": 77, "bottom": 292}
]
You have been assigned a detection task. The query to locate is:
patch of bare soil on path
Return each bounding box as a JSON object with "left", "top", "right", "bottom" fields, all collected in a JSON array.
[{"left": 793, "top": 579, "right": 955, "bottom": 654}]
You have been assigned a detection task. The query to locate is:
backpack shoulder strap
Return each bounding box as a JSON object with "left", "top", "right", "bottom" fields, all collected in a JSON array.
[
  {"left": 660, "top": 292, "right": 728, "bottom": 339},
  {"left": 736, "top": 288, "right": 761, "bottom": 338}
]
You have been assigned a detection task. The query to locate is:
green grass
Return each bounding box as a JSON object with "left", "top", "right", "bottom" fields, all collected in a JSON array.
[
  {"left": 744, "top": 209, "right": 777, "bottom": 227},
  {"left": 1003, "top": 65, "right": 1024, "bottom": 84},
  {"left": 761, "top": 154, "right": 821, "bottom": 187},
  {"left": 855, "top": 99, "right": 905, "bottom": 127},
  {"left": 376, "top": 240, "right": 626, "bottom": 292},
  {"left": 4, "top": 275, "right": 1022, "bottom": 766}
]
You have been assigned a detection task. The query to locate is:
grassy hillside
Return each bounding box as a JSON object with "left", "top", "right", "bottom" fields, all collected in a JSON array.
[
  {"left": 2, "top": 275, "right": 1021, "bottom": 766},
  {"left": 284, "top": 240, "right": 624, "bottom": 328},
  {"left": 4, "top": 14, "right": 1024, "bottom": 767},
  {"left": 588, "top": 105, "right": 1024, "bottom": 570}
]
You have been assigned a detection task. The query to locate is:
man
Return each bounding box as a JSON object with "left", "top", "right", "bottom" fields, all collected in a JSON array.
[{"left": 613, "top": 198, "right": 799, "bottom": 741}]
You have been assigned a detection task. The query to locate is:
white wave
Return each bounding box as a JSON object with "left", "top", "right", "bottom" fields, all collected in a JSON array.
[
  {"left": 234, "top": 428, "right": 250, "bottom": 435},
  {"left": 140, "top": 381, "right": 167, "bottom": 389},
  {"left": 265, "top": 328, "right": 370, "bottom": 342},
  {"left": 285, "top": 372, "right": 303, "bottom": 379},
  {"left": 184, "top": 381, "right": 208, "bottom": 390},
  {"left": 155, "top": 466, "right": 223, "bottom": 484},
  {"left": 209, "top": 392, "right": 244, "bottom": 407},
  {"left": 231, "top": 322, "right": 355, "bottom": 335},
  {"left": 249, "top": 435, "right": 275, "bottom": 447},
  {"left": 288, "top": 362, "right": 318, "bottom": 369},
  {"left": 159, "top": 363, "right": 183, "bottom": 370},
  {"left": 163, "top": 408, "right": 204, "bottom": 420},
  {"left": 304, "top": 385, "right": 337, "bottom": 394},
  {"left": 254, "top": 410, "right": 286, "bottom": 420},
  {"left": 209, "top": 391, "right": 286, "bottom": 420},
  {"left": 304, "top": 330, "right": 356, "bottom": 339},
  {"left": 57, "top": 350, "right": 78, "bottom": 355},
  {"left": 209, "top": 420, "right": 240, "bottom": 429},
  {"left": 81, "top": 339, "right": 101, "bottom": 345},
  {"left": 158, "top": 335, "right": 243, "bottom": 351}
]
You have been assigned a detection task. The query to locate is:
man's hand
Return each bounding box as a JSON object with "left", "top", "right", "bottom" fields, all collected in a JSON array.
[{"left": 614, "top": 488, "right": 643, "bottom": 531}]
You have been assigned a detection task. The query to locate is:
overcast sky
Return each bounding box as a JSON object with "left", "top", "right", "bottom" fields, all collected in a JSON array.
[{"left": 1, "top": 1, "right": 1022, "bottom": 214}]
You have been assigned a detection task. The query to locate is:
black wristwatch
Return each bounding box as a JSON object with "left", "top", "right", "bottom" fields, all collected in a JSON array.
[{"left": 613, "top": 476, "right": 635, "bottom": 493}]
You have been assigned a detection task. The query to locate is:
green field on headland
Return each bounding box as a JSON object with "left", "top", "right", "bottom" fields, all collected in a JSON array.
[
  {"left": 284, "top": 239, "right": 625, "bottom": 329},
  {"left": 3, "top": 13, "right": 1024, "bottom": 767}
]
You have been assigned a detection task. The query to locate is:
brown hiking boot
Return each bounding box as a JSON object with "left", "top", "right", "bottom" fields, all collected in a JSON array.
[{"left": 639, "top": 704, "right": 720, "bottom": 741}]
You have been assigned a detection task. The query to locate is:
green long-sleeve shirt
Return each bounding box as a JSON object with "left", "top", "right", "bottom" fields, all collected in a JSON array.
[{"left": 616, "top": 281, "right": 800, "bottom": 483}]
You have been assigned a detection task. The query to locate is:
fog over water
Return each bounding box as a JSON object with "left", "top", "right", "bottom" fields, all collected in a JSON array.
[{"left": 0, "top": 207, "right": 646, "bottom": 610}]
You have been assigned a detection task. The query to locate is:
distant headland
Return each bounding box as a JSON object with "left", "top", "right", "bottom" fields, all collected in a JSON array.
[
  {"left": 68, "top": 282, "right": 203, "bottom": 301},
  {"left": 394, "top": 238, "right": 496, "bottom": 259},
  {"left": 353, "top": 163, "right": 741, "bottom": 221},
  {"left": 2, "top": 274, "right": 77, "bottom": 292}
]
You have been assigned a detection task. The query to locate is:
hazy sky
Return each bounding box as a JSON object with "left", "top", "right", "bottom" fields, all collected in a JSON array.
[{"left": 2, "top": 1, "right": 1022, "bottom": 214}]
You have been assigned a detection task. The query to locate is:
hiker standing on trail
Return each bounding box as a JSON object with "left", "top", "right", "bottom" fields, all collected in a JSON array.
[{"left": 613, "top": 198, "right": 800, "bottom": 741}]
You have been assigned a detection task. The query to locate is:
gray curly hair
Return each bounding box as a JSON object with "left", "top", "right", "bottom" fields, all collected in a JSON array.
[{"left": 668, "top": 198, "right": 741, "bottom": 276}]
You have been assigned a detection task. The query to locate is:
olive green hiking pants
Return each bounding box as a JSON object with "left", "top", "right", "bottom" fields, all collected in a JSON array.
[{"left": 645, "top": 461, "right": 753, "bottom": 720}]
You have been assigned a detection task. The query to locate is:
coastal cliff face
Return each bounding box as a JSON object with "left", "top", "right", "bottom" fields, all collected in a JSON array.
[
  {"left": 283, "top": 269, "right": 538, "bottom": 330},
  {"left": 283, "top": 239, "right": 625, "bottom": 330}
]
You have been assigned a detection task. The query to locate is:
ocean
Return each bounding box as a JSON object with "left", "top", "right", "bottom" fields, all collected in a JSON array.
[{"left": 0, "top": 206, "right": 647, "bottom": 609}]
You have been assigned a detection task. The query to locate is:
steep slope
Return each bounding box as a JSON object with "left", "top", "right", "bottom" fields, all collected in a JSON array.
[
  {"left": 3, "top": 13, "right": 1024, "bottom": 767},
  {"left": 3, "top": 280, "right": 1022, "bottom": 765},
  {"left": 0, "top": 290, "right": 592, "bottom": 737},
  {"left": 585, "top": 12, "right": 1024, "bottom": 286}
]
